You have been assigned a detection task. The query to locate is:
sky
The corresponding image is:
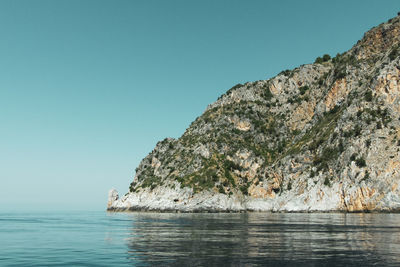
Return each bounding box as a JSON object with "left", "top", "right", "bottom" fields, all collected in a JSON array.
[{"left": 0, "top": 0, "right": 399, "bottom": 211}]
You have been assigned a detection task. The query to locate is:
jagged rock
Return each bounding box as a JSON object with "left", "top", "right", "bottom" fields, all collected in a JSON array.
[
  {"left": 108, "top": 14, "right": 400, "bottom": 212},
  {"left": 107, "top": 189, "right": 119, "bottom": 209}
]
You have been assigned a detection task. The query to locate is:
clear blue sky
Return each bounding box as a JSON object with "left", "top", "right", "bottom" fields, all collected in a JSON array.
[{"left": 1, "top": 0, "right": 398, "bottom": 211}]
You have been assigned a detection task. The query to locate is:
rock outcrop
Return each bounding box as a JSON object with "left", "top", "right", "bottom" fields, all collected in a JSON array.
[{"left": 108, "top": 14, "right": 400, "bottom": 212}]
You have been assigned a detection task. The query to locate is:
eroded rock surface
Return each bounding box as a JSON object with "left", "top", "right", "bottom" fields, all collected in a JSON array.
[{"left": 109, "top": 15, "right": 400, "bottom": 212}]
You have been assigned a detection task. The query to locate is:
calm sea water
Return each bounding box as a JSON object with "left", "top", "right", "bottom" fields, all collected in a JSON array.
[{"left": 1, "top": 211, "right": 400, "bottom": 266}]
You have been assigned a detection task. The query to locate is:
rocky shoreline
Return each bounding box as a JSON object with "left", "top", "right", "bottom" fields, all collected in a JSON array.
[
  {"left": 107, "top": 178, "right": 400, "bottom": 213},
  {"left": 106, "top": 207, "right": 400, "bottom": 213}
]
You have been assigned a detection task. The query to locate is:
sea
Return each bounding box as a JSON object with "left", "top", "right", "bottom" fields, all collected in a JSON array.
[{"left": 1, "top": 211, "right": 400, "bottom": 266}]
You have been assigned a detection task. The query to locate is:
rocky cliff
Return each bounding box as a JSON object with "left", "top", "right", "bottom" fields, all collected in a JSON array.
[{"left": 108, "top": 15, "right": 400, "bottom": 212}]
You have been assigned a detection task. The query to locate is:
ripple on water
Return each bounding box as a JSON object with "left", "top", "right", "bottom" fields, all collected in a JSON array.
[{"left": 1, "top": 211, "right": 400, "bottom": 266}]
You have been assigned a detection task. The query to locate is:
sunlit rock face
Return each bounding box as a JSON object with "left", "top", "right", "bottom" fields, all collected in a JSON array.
[
  {"left": 107, "top": 189, "right": 119, "bottom": 209},
  {"left": 108, "top": 15, "right": 400, "bottom": 212}
]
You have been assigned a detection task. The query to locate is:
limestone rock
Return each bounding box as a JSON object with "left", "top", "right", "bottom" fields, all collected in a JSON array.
[
  {"left": 108, "top": 14, "right": 400, "bottom": 212},
  {"left": 107, "top": 189, "right": 119, "bottom": 209}
]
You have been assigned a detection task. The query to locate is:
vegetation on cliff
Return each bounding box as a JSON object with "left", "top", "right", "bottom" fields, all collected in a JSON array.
[{"left": 124, "top": 14, "right": 400, "bottom": 211}]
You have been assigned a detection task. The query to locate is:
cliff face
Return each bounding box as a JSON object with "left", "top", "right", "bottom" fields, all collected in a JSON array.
[{"left": 108, "top": 15, "right": 400, "bottom": 212}]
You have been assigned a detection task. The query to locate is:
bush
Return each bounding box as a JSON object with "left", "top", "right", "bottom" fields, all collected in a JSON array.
[
  {"left": 309, "top": 138, "right": 323, "bottom": 151},
  {"left": 315, "top": 54, "right": 331, "bottom": 64},
  {"left": 264, "top": 87, "right": 273, "bottom": 99},
  {"left": 389, "top": 46, "right": 399, "bottom": 60},
  {"left": 363, "top": 170, "right": 370, "bottom": 181},
  {"left": 224, "top": 169, "right": 235, "bottom": 187},
  {"left": 313, "top": 146, "right": 340, "bottom": 172},
  {"left": 365, "top": 91, "right": 373, "bottom": 102},
  {"left": 288, "top": 96, "right": 302, "bottom": 104},
  {"left": 324, "top": 177, "right": 331, "bottom": 186},
  {"left": 277, "top": 140, "right": 286, "bottom": 153},
  {"left": 334, "top": 69, "right": 346, "bottom": 80},
  {"left": 355, "top": 157, "right": 366, "bottom": 167},
  {"left": 338, "top": 141, "right": 344, "bottom": 153},
  {"left": 218, "top": 185, "right": 225, "bottom": 194},
  {"left": 322, "top": 54, "right": 331, "bottom": 61},
  {"left": 280, "top": 69, "right": 291, "bottom": 76},
  {"left": 354, "top": 124, "right": 362, "bottom": 137},
  {"left": 329, "top": 105, "right": 340, "bottom": 114},
  {"left": 299, "top": 85, "right": 310, "bottom": 95},
  {"left": 287, "top": 180, "right": 292, "bottom": 191},
  {"left": 224, "top": 159, "right": 242, "bottom": 171},
  {"left": 239, "top": 184, "right": 249, "bottom": 195},
  {"left": 315, "top": 57, "right": 323, "bottom": 64},
  {"left": 129, "top": 182, "right": 136, "bottom": 192},
  {"left": 343, "top": 124, "right": 361, "bottom": 137},
  {"left": 365, "top": 139, "right": 371, "bottom": 148}
]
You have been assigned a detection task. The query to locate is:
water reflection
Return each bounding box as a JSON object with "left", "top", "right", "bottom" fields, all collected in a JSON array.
[{"left": 124, "top": 213, "right": 400, "bottom": 266}]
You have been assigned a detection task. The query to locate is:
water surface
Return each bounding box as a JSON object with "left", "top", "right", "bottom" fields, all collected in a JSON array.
[{"left": 1, "top": 211, "right": 400, "bottom": 266}]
